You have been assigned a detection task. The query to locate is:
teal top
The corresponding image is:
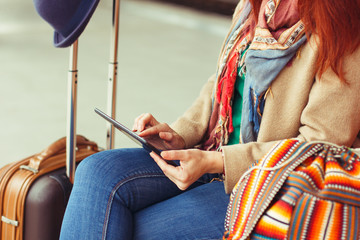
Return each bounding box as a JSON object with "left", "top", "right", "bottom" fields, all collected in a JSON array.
[
  {"left": 227, "top": 48, "right": 247, "bottom": 145},
  {"left": 227, "top": 66, "right": 245, "bottom": 145}
]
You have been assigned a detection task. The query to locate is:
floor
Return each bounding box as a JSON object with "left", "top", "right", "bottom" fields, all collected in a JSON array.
[{"left": 0, "top": 0, "right": 231, "bottom": 166}]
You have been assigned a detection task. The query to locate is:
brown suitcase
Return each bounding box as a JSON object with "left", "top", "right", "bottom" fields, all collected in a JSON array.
[
  {"left": 0, "top": 136, "right": 98, "bottom": 240},
  {"left": 0, "top": 0, "right": 121, "bottom": 238}
]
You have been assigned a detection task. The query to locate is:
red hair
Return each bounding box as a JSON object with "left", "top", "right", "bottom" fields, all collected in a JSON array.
[{"left": 249, "top": 0, "right": 360, "bottom": 82}]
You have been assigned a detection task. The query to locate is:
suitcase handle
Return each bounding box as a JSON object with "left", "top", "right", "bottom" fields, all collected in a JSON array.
[{"left": 25, "top": 135, "right": 98, "bottom": 173}]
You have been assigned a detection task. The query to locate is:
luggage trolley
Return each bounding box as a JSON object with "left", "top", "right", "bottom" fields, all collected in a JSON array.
[
  {"left": 66, "top": 0, "right": 121, "bottom": 183},
  {"left": 0, "top": 0, "right": 122, "bottom": 239}
]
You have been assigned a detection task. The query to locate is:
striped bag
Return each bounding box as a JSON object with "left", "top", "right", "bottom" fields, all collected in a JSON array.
[{"left": 223, "top": 139, "right": 360, "bottom": 240}]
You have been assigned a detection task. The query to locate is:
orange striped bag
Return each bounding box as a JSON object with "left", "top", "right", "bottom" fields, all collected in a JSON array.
[{"left": 223, "top": 139, "right": 360, "bottom": 240}]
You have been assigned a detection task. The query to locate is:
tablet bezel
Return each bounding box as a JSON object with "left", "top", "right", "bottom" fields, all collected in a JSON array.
[{"left": 94, "top": 108, "right": 162, "bottom": 155}]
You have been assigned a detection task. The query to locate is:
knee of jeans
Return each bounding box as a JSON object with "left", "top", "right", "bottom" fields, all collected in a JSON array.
[
  {"left": 74, "top": 151, "right": 110, "bottom": 185},
  {"left": 74, "top": 148, "right": 157, "bottom": 190},
  {"left": 74, "top": 149, "right": 140, "bottom": 186}
]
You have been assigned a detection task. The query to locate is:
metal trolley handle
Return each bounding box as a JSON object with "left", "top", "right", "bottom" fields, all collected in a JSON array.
[{"left": 66, "top": 0, "right": 121, "bottom": 183}]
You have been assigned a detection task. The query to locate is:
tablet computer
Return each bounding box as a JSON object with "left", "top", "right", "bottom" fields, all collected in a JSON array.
[{"left": 94, "top": 108, "right": 162, "bottom": 155}]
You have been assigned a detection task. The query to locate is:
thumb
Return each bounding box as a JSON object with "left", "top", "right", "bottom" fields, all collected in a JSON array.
[
  {"left": 161, "top": 150, "right": 187, "bottom": 162},
  {"left": 159, "top": 132, "right": 173, "bottom": 142}
]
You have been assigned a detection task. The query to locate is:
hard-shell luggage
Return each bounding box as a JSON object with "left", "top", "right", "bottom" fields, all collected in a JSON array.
[
  {"left": 0, "top": 0, "right": 121, "bottom": 238},
  {"left": 0, "top": 136, "right": 98, "bottom": 240}
]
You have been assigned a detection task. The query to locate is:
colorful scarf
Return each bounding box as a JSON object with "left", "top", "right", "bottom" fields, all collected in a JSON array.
[{"left": 201, "top": 0, "right": 306, "bottom": 151}]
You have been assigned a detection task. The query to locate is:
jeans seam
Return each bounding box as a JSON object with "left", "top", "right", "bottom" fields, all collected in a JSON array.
[{"left": 101, "top": 173, "right": 167, "bottom": 240}]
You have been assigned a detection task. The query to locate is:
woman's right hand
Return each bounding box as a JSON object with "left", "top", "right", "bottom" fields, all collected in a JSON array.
[{"left": 132, "top": 113, "right": 185, "bottom": 150}]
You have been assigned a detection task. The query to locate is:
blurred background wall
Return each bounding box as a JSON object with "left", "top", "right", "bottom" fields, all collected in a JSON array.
[
  {"left": 0, "top": 0, "right": 234, "bottom": 166},
  {"left": 149, "top": 0, "right": 238, "bottom": 15}
]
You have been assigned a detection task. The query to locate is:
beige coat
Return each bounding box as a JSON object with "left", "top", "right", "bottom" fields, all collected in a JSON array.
[{"left": 171, "top": 35, "right": 360, "bottom": 194}]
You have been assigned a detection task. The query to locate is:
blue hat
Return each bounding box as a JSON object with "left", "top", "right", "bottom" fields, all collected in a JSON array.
[{"left": 33, "top": 0, "right": 100, "bottom": 48}]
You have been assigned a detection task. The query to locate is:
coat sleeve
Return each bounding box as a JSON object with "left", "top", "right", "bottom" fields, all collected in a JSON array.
[
  {"left": 171, "top": 75, "right": 215, "bottom": 148},
  {"left": 221, "top": 45, "right": 360, "bottom": 194}
]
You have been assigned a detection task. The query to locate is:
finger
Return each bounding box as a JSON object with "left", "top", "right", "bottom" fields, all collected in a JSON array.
[
  {"left": 159, "top": 132, "right": 173, "bottom": 142},
  {"left": 160, "top": 132, "right": 186, "bottom": 150},
  {"left": 132, "top": 113, "right": 146, "bottom": 131},
  {"left": 136, "top": 113, "right": 150, "bottom": 132},
  {"left": 151, "top": 152, "right": 192, "bottom": 191},
  {"left": 150, "top": 152, "right": 180, "bottom": 179},
  {"left": 135, "top": 113, "right": 158, "bottom": 132},
  {"left": 138, "top": 123, "right": 169, "bottom": 137},
  {"left": 138, "top": 127, "right": 160, "bottom": 138},
  {"left": 160, "top": 150, "right": 188, "bottom": 162}
]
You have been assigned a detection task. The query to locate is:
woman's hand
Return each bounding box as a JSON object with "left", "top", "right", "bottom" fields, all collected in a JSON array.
[
  {"left": 150, "top": 149, "right": 224, "bottom": 190},
  {"left": 132, "top": 113, "right": 185, "bottom": 150}
]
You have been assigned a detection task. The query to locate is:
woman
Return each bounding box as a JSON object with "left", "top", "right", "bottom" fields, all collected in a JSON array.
[{"left": 60, "top": 0, "right": 360, "bottom": 239}]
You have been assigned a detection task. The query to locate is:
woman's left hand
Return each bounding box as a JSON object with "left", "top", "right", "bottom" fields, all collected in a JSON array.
[{"left": 150, "top": 149, "right": 223, "bottom": 190}]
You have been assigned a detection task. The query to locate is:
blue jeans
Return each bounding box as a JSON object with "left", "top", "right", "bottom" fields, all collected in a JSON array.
[{"left": 60, "top": 148, "right": 230, "bottom": 240}]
